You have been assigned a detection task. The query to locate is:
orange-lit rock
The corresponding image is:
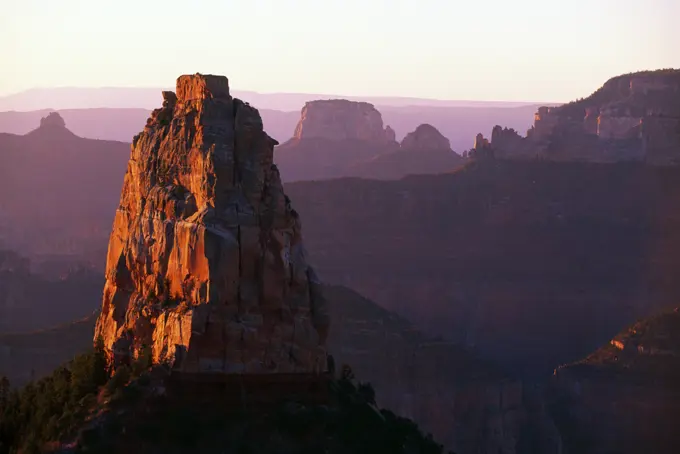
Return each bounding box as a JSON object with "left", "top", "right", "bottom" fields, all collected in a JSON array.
[
  {"left": 527, "top": 106, "right": 559, "bottom": 142},
  {"left": 94, "top": 73, "right": 329, "bottom": 374},
  {"left": 583, "top": 107, "right": 599, "bottom": 135},
  {"left": 474, "top": 132, "right": 490, "bottom": 150}
]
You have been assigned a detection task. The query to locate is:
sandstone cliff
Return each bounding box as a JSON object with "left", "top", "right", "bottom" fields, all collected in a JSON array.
[
  {"left": 476, "top": 69, "right": 680, "bottom": 164},
  {"left": 94, "top": 74, "right": 329, "bottom": 374}
]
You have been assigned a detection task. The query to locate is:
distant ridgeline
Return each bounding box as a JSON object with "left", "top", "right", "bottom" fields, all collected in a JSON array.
[{"left": 471, "top": 69, "right": 680, "bottom": 164}]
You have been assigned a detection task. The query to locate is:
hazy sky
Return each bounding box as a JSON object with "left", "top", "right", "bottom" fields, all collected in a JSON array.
[{"left": 2, "top": 0, "right": 679, "bottom": 102}]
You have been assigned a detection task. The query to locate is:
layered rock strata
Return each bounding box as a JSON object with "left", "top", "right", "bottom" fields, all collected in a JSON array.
[
  {"left": 474, "top": 70, "right": 680, "bottom": 163},
  {"left": 94, "top": 74, "right": 330, "bottom": 374}
]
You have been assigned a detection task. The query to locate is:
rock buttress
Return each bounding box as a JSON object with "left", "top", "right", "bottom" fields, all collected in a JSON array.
[{"left": 94, "top": 74, "right": 330, "bottom": 374}]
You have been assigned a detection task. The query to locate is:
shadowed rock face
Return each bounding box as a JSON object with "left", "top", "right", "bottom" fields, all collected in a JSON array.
[
  {"left": 346, "top": 124, "right": 463, "bottom": 180},
  {"left": 400, "top": 123, "right": 451, "bottom": 152},
  {"left": 94, "top": 74, "right": 329, "bottom": 374},
  {"left": 39, "top": 111, "right": 67, "bottom": 129}
]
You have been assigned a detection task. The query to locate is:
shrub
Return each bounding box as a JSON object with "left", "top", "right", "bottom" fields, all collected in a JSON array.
[{"left": 0, "top": 343, "right": 108, "bottom": 453}]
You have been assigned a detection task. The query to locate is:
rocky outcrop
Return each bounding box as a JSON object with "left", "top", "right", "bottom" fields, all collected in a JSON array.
[
  {"left": 469, "top": 132, "right": 494, "bottom": 159},
  {"left": 490, "top": 126, "right": 528, "bottom": 158},
  {"left": 474, "top": 132, "right": 490, "bottom": 150},
  {"left": 527, "top": 106, "right": 559, "bottom": 143},
  {"left": 25, "top": 111, "right": 77, "bottom": 140},
  {"left": 338, "top": 123, "right": 463, "bottom": 180},
  {"left": 400, "top": 124, "right": 451, "bottom": 152},
  {"left": 94, "top": 74, "right": 330, "bottom": 374},
  {"left": 597, "top": 107, "right": 642, "bottom": 139},
  {"left": 384, "top": 125, "right": 396, "bottom": 142},
  {"left": 483, "top": 69, "right": 680, "bottom": 163},
  {"left": 551, "top": 308, "right": 680, "bottom": 454},
  {"left": 39, "top": 112, "right": 66, "bottom": 129},
  {"left": 293, "top": 99, "right": 395, "bottom": 143},
  {"left": 347, "top": 126, "right": 463, "bottom": 179}
]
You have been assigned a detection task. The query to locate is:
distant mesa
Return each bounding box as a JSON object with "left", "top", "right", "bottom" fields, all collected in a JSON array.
[
  {"left": 275, "top": 99, "right": 399, "bottom": 181},
  {"left": 25, "top": 111, "right": 78, "bottom": 140},
  {"left": 39, "top": 111, "right": 67, "bottom": 129},
  {"left": 469, "top": 69, "right": 680, "bottom": 164},
  {"left": 275, "top": 106, "right": 467, "bottom": 181},
  {"left": 400, "top": 123, "right": 452, "bottom": 152},
  {"left": 293, "top": 99, "right": 396, "bottom": 143}
]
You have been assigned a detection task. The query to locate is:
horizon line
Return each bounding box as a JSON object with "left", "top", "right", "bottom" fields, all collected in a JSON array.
[{"left": 0, "top": 85, "right": 561, "bottom": 106}]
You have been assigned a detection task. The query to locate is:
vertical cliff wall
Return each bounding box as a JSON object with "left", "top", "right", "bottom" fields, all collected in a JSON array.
[{"left": 94, "top": 74, "right": 329, "bottom": 374}]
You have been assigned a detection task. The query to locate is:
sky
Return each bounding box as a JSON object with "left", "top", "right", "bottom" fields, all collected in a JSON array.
[{"left": 2, "top": 0, "right": 679, "bottom": 102}]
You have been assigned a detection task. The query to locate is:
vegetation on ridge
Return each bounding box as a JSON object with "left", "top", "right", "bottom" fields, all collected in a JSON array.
[
  {"left": 0, "top": 341, "right": 108, "bottom": 454},
  {"left": 556, "top": 68, "right": 680, "bottom": 118},
  {"left": 560, "top": 308, "right": 680, "bottom": 385},
  {"left": 0, "top": 340, "right": 451, "bottom": 454}
]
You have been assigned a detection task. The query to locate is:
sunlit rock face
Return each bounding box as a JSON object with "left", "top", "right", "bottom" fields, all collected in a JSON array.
[{"left": 94, "top": 73, "right": 330, "bottom": 374}]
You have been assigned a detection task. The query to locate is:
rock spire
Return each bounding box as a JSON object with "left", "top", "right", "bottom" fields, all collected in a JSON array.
[{"left": 94, "top": 74, "right": 329, "bottom": 374}]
